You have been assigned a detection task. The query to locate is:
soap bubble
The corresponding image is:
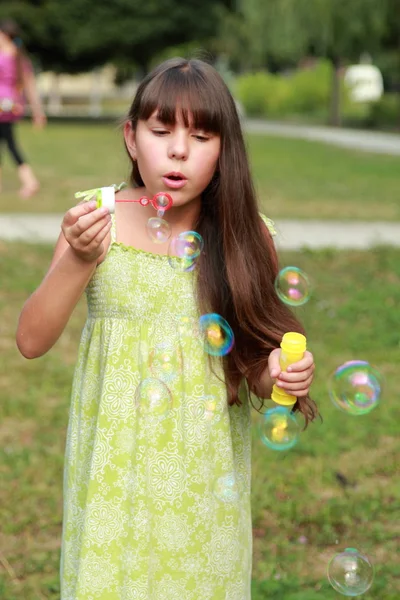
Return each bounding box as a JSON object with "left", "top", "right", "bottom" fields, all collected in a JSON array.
[
  {"left": 168, "top": 231, "right": 204, "bottom": 272},
  {"left": 259, "top": 406, "right": 300, "bottom": 451},
  {"left": 329, "top": 360, "right": 382, "bottom": 415},
  {"left": 176, "top": 315, "right": 198, "bottom": 337},
  {"left": 152, "top": 192, "right": 173, "bottom": 212},
  {"left": 328, "top": 548, "right": 374, "bottom": 596},
  {"left": 149, "top": 341, "right": 182, "bottom": 384},
  {"left": 213, "top": 473, "right": 239, "bottom": 503},
  {"left": 203, "top": 395, "right": 218, "bottom": 422},
  {"left": 199, "top": 313, "right": 234, "bottom": 356},
  {"left": 135, "top": 378, "right": 172, "bottom": 419},
  {"left": 146, "top": 217, "right": 171, "bottom": 243},
  {"left": 275, "top": 266, "right": 311, "bottom": 306}
]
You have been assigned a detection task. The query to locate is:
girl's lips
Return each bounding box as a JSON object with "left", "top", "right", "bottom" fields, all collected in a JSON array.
[{"left": 162, "top": 176, "right": 188, "bottom": 189}]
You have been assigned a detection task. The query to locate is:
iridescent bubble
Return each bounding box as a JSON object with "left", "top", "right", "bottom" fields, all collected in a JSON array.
[
  {"left": 149, "top": 341, "right": 182, "bottom": 384},
  {"left": 275, "top": 266, "right": 311, "bottom": 306},
  {"left": 328, "top": 548, "right": 374, "bottom": 596},
  {"left": 328, "top": 360, "right": 382, "bottom": 415},
  {"left": 203, "top": 395, "right": 218, "bottom": 422},
  {"left": 213, "top": 473, "right": 239, "bottom": 503},
  {"left": 168, "top": 231, "right": 204, "bottom": 272},
  {"left": 135, "top": 378, "right": 172, "bottom": 419},
  {"left": 259, "top": 406, "right": 300, "bottom": 451},
  {"left": 146, "top": 217, "right": 171, "bottom": 243},
  {"left": 199, "top": 313, "right": 234, "bottom": 357}
]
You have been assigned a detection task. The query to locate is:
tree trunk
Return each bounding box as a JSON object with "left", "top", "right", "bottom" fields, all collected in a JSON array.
[{"left": 329, "top": 56, "right": 342, "bottom": 127}]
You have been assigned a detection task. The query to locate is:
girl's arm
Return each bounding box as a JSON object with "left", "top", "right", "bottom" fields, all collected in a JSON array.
[
  {"left": 22, "top": 60, "right": 46, "bottom": 127},
  {"left": 16, "top": 202, "right": 112, "bottom": 359}
]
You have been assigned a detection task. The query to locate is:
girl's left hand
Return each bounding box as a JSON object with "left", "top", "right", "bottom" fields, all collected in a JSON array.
[{"left": 268, "top": 348, "right": 315, "bottom": 397}]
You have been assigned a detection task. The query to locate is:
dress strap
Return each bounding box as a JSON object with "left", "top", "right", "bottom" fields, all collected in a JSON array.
[
  {"left": 110, "top": 214, "right": 117, "bottom": 244},
  {"left": 108, "top": 182, "right": 126, "bottom": 245},
  {"left": 259, "top": 212, "right": 277, "bottom": 236}
]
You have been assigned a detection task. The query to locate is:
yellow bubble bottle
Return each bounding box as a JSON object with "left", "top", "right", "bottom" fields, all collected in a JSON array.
[{"left": 271, "top": 332, "right": 307, "bottom": 406}]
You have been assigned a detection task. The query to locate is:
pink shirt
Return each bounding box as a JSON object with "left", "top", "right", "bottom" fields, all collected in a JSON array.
[{"left": 0, "top": 52, "right": 30, "bottom": 122}]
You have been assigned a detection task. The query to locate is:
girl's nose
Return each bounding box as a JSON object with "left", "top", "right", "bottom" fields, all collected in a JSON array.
[{"left": 168, "top": 133, "right": 188, "bottom": 161}]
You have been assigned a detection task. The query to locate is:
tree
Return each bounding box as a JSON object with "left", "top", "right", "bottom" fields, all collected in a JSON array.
[
  {"left": 307, "top": 0, "right": 389, "bottom": 125},
  {"left": 218, "top": 0, "right": 390, "bottom": 126},
  {"left": 1, "top": 0, "right": 230, "bottom": 74}
]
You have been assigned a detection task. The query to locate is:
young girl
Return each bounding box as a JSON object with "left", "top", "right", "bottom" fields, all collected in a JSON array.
[
  {"left": 17, "top": 58, "right": 316, "bottom": 600},
  {"left": 0, "top": 19, "right": 46, "bottom": 197}
]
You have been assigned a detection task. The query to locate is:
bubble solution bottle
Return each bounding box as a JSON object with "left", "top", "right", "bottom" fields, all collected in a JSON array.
[{"left": 271, "top": 332, "right": 307, "bottom": 406}]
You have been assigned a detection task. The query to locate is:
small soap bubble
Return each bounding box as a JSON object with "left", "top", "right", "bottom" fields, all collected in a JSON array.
[
  {"left": 275, "top": 266, "right": 311, "bottom": 306},
  {"left": 168, "top": 231, "right": 204, "bottom": 272},
  {"left": 259, "top": 406, "right": 300, "bottom": 451},
  {"left": 328, "top": 548, "right": 374, "bottom": 596},
  {"left": 135, "top": 378, "right": 172, "bottom": 419},
  {"left": 203, "top": 395, "right": 218, "bottom": 422},
  {"left": 328, "top": 360, "right": 382, "bottom": 415},
  {"left": 146, "top": 217, "right": 171, "bottom": 243},
  {"left": 177, "top": 315, "right": 196, "bottom": 337},
  {"left": 153, "top": 192, "right": 173, "bottom": 212},
  {"left": 199, "top": 313, "right": 234, "bottom": 357},
  {"left": 149, "top": 341, "right": 182, "bottom": 384},
  {"left": 213, "top": 473, "right": 239, "bottom": 503}
]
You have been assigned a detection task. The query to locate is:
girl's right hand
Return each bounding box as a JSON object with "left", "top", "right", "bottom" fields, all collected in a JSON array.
[{"left": 61, "top": 201, "right": 112, "bottom": 263}]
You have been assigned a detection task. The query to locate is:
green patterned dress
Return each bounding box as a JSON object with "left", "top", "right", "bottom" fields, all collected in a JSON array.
[{"left": 61, "top": 212, "right": 275, "bottom": 600}]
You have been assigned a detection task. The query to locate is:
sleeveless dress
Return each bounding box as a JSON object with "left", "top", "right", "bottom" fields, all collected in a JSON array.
[
  {"left": 60, "top": 211, "right": 276, "bottom": 600},
  {"left": 0, "top": 53, "right": 30, "bottom": 122}
]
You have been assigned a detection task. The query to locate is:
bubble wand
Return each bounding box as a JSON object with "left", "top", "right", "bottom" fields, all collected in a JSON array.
[{"left": 74, "top": 184, "right": 174, "bottom": 243}]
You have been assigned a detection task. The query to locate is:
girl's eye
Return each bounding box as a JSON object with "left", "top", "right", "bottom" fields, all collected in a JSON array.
[
  {"left": 153, "top": 129, "right": 169, "bottom": 136},
  {"left": 193, "top": 134, "right": 209, "bottom": 142}
]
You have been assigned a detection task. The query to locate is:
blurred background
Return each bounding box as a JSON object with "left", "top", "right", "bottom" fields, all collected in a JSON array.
[
  {"left": 1, "top": 0, "right": 399, "bottom": 127},
  {"left": 0, "top": 0, "right": 399, "bottom": 599}
]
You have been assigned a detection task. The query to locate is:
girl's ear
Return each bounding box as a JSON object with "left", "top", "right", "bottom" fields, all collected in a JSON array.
[{"left": 124, "top": 121, "right": 137, "bottom": 161}]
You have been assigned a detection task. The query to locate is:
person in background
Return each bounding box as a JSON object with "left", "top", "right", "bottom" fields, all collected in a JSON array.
[{"left": 0, "top": 18, "right": 46, "bottom": 198}]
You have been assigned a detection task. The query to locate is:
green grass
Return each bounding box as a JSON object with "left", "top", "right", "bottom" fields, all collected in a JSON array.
[
  {"left": 1, "top": 242, "right": 399, "bottom": 598},
  {"left": 0, "top": 122, "right": 399, "bottom": 220}
]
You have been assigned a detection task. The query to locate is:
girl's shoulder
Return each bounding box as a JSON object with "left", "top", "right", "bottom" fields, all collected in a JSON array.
[{"left": 259, "top": 213, "right": 277, "bottom": 237}]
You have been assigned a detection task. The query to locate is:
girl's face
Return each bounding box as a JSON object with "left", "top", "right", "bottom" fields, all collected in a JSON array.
[{"left": 124, "top": 111, "right": 220, "bottom": 207}]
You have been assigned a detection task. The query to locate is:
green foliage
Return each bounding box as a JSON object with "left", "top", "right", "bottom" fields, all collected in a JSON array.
[
  {"left": 287, "top": 62, "right": 331, "bottom": 114},
  {"left": 367, "top": 94, "right": 400, "bottom": 128},
  {"left": 235, "top": 72, "right": 289, "bottom": 117},
  {"left": 235, "top": 60, "right": 399, "bottom": 127},
  {"left": 0, "top": 0, "right": 226, "bottom": 73},
  {"left": 235, "top": 61, "right": 331, "bottom": 118}
]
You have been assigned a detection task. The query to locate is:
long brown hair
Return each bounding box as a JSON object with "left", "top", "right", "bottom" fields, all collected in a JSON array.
[
  {"left": 0, "top": 19, "right": 28, "bottom": 91},
  {"left": 126, "top": 58, "right": 318, "bottom": 425}
]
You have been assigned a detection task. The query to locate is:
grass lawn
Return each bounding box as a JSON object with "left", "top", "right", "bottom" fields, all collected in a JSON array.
[
  {"left": 1, "top": 241, "right": 399, "bottom": 598},
  {"left": 0, "top": 122, "right": 399, "bottom": 220}
]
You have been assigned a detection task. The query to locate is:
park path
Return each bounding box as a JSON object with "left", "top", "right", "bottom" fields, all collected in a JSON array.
[
  {"left": 1, "top": 214, "right": 400, "bottom": 250},
  {"left": 244, "top": 119, "right": 400, "bottom": 155}
]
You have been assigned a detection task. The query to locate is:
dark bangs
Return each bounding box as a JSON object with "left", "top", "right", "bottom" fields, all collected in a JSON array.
[{"left": 131, "top": 61, "right": 223, "bottom": 135}]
